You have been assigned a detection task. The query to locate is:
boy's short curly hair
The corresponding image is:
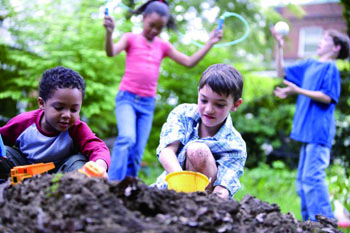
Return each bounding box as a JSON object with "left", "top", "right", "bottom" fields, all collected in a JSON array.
[
  {"left": 199, "top": 64, "right": 243, "bottom": 102},
  {"left": 39, "top": 66, "right": 86, "bottom": 102},
  {"left": 327, "top": 29, "right": 350, "bottom": 60}
]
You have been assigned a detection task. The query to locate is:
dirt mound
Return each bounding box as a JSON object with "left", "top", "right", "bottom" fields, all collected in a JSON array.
[{"left": 0, "top": 173, "right": 341, "bottom": 233}]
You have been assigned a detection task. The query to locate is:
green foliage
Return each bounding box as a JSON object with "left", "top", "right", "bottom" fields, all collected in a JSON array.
[
  {"left": 340, "top": 0, "right": 350, "bottom": 36},
  {"left": 328, "top": 159, "right": 350, "bottom": 212},
  {"left": 1, "top": 0, "right": 350, "bottom": 175},
  {"left": 285, "top": 3, "right": 306, "bottom": 19},
  {"left": 332, "top": 62, "right": 350, "bottom": 176},
  {"left": 232, "top": 74, "right": 298, "bottom": 168},
  {"left": 46, "top": 172, "right": 63, "bottom": 198},
  {"left": 0, "top": 0, "right": 269, "bottom": 139}
]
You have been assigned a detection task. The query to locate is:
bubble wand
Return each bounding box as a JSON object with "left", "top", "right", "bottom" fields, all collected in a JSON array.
[{"left": 183, "top": 11, "right": 250, "bottom": 48}]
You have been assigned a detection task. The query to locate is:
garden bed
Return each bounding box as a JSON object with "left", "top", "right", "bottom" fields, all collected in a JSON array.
[{"left": 0, "top": 173, "right": 341, "bottom": 233}]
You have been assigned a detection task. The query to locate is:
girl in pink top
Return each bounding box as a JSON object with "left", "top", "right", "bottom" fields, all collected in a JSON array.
[{"left": 103, "top": 0, "right": 222, "bottom": 181}]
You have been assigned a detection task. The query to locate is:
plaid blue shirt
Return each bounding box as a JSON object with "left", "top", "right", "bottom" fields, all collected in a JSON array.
[{"left": 154, "top": 104, "right": 247, "bottom": 196}]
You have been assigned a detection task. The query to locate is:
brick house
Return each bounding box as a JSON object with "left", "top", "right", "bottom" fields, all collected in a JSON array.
[{"left": 276, "top": 0, "right": 347, "bottom": 62}]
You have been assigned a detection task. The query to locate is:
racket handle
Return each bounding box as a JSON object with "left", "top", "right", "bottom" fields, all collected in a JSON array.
[{"left": 218, "top": 17, "right": 224, "bottom": 30}]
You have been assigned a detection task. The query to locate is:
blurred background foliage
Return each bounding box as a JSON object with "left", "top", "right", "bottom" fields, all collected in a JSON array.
[{"left": 0, "top": 0, "right": 349, "bottom": 212}]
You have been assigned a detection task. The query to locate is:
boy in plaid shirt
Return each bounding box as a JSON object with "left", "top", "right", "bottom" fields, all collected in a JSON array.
[{"left": 154, "top": 64, "right": 247, "bottom": 199}]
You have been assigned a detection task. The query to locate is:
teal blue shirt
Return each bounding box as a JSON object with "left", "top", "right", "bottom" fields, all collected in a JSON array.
[{"left": 284, "top": 58, "right": 341, "bottom": 148}]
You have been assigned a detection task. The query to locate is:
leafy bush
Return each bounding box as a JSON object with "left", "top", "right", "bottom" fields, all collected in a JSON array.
[
  {"left": 1, "top": 0, "right": 349, "bottom": 175},
  {"left": 332, "top": 63, "right": 350, "bottom": 176}
]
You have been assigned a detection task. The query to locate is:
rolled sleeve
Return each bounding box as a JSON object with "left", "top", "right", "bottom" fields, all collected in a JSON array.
[
  {"left": 215, "top": 150, "right": 246, "bottom": 196},
  {"left": 156, "top": 104, "right": 194, "bottom": 157}
]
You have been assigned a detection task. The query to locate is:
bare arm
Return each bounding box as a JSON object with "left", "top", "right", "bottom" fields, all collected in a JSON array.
[
  {"left": 167, "top": 29, "right": 223, "bottom": 68},
  {"left": 103, "top": 16, "right": 127, "bottom": 57},
  {"left": 158, "top": 141, "right": 183, "bottom": 173},
  {"left": 270, "top": 27, "right": 285, "bottom": 77},
  {"left": 275, "top": 80, "right": 332, "bottom": 104}
]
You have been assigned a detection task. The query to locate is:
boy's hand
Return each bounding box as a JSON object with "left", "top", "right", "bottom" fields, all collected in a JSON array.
[
  {"left": 103, "top": 16, "right": 115, "bottom": 34},
  {"left": 94, "top": 159, "right": 109, "bottom": 178},
  {"left": 274, "top": 80, "right": 299, "bottom": 99},
  {"left": 213, "top": 185, "right": 229, "bottom": 199},
  {"left": 270, "top": 26, "right": 284, "bottom": 48}
]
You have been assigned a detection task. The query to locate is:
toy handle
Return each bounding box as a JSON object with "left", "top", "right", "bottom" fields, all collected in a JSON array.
[
  {"left": 104, "top": 8, "right": 109, "bottom": 16},
  {"left": 217, "top": 18, "right": 224, "bottom": 30}
]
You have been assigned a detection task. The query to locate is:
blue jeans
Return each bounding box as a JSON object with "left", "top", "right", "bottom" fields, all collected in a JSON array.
[
  {"left": 296, "top": 143, "right": 334, "bottom": 221},
  {"left": 108, "top": 90, "right": 155, "bottom": 181}
]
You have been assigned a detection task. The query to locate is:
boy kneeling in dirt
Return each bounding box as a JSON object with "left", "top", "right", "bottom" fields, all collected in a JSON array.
[
  {"left": 154, "top": 64, "right": 247, "bottom": 199},
  {"left": 0, "top": 66, "right": 110, "bottom": 179}
]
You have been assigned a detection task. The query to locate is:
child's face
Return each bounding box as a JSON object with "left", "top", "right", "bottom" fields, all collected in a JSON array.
[
  {"left": 317, "top": 32, "right": 337, "bottom": 58},
  {"left": 198, "top": 85, "right": 241, "bottom": 133},
  {"left": 142, "top": 12, "right": 167, "bottom": 41},
  {"left": 38, "top": 88, "right": 83, "bottom": 133}
]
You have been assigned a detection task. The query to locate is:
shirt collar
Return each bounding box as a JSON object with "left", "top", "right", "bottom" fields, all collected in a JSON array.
[{"left": 191, "top": 107, "right": 233, "bottom": 140}]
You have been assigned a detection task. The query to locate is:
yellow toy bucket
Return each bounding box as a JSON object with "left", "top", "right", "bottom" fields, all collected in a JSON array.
[{"left": 165, "top": 171, "right": 209, "bottom": 193}]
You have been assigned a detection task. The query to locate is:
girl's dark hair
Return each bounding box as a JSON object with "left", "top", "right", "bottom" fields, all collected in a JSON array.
[
  {"left": 133, "top": 0, "right": 176, "bottom": 30},
  {"left": 199, "top": 64, "right": 243, "bottom": 103},
  {"left": 327, "top": 29, "right": 350, "bottom": 60},
  {"left": 39, "top": 66, "right": 85, "bottom": 102}
]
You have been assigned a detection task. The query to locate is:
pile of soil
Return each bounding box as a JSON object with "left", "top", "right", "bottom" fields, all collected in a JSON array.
[{"left": 0, "top": 173, "right": 341, "bottom": 233}]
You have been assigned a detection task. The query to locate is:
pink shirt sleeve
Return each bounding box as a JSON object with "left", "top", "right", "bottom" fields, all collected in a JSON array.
[{"left": 161, "top": 38, "right": 171, "bottom": 58}]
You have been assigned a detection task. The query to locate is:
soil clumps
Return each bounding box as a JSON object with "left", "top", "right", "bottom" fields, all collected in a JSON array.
[{"left": 0, "top": 173, "right": 341, "bottom": 233}]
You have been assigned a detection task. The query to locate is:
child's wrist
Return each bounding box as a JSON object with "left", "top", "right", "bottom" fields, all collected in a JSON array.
[
  {"left": 206, "top": 41, "right": 215, "bottom": 47},
  {"left": 95, "top": 159, "right": 108, "bottom": 171}
]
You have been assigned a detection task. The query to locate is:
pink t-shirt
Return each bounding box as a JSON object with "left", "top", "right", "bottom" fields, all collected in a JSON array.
[{"left": 119, "top": 33, "right": 171, "bottom": 97}]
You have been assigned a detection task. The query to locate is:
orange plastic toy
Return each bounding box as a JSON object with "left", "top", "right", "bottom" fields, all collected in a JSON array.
[
  {"left": 78, "top": 161, "right": 105, "bottom": 178},
  {"left": 11, "top": 162, "right": 55, "bottom": 185}
]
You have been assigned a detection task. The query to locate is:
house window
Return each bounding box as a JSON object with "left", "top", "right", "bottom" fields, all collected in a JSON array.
[{"left": 298, "top": 27, "right": 324, "bottom": 57}]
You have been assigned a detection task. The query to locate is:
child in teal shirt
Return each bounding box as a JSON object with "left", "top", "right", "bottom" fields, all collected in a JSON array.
[{"left": 271, "top": 28, "right": 350, "bottom": 221}]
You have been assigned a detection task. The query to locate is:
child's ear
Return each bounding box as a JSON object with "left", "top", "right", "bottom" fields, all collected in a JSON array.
[
  {"left": 231, "top": 98, "right": 242, "bottom": 112},
  {"left": 37, "top": 97, "right": 45, "bottom": 110},
  {"left": 333, "top": 44, "right": 341, "bottom": 56}
]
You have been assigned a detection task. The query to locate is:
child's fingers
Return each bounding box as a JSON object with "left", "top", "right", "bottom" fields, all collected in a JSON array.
[
  {"left": 274, "top": 90, "right": 286, "bottom": 99},
  {"left": 103, "top": 17, "right": 115, "bottom": 31},
  {"left": 216, "top": 29, "right": 223, "bottom": 37},
  {"left": 270, "top": 26, "right": 276, "bottom": 34},
  {"left": 283, "top": 80, "right": 293, "bottom": 86}
]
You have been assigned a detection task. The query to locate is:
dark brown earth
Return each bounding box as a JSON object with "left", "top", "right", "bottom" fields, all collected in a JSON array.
[{"left": 0, "top": 173, "right": 342, "bottom": 233}]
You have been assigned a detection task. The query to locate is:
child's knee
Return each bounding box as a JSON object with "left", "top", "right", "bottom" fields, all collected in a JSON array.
[
  {"left": 186, "top": 142, "right": 212, "bottom": 164},
  {"left": 57, "top": 154, "right": 88, "bottom": 173}
]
